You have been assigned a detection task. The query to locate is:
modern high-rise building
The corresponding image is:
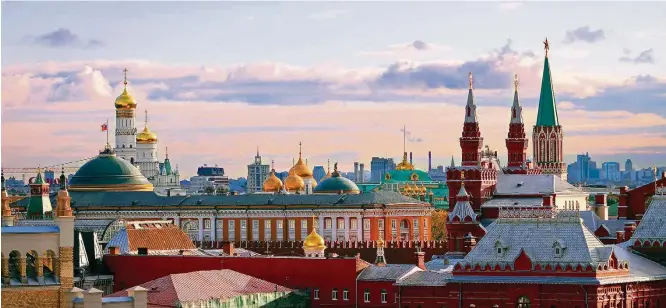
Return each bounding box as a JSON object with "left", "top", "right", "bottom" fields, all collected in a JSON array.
[
  {"left": 370, "top": 157, "right": 396, "bottom": 182},
  {"left": 625, "top": 159, "right": 634, "bottom": 172},
  {"left": 188, "top": 165, "right": 229, "bottom": 193},
  {"left": 246, "top": 149, "right": 269, "bottom": 193},
  {"left": 602, "top": 162, "right": 621, "bottom": 181},
  {"left": 312, "top": 166, "right": 326, "bottom": 183},
  {"left": 575, "top": 153, "right": 591, "bottom": 183}
]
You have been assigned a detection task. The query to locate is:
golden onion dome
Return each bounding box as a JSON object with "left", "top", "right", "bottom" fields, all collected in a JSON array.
[
  {"left": 114, "top": 87, "right": 137, "bottom": 110},
  {"left": 293, "top": 157, "right": 313, "bottom": 178},
  {"left": 303, "top": 226, "right": 326, "bottom": 249},
  {"left": 404, "top": 183, "right": 412, "bottom": 192},
  {"left": 376, "top": 237, "right": 385, "bottom": 248},
  {"left": 136, "top": 126, "right": 158, "bottom": 143},
  {"left": 395, "top": 152, "right": 415, "bottom": 171},
  {"left": 262, "top": 169, "right": 283, "bottom": 192},
  {"left": 420, "top": 185, "right": 427, "bottom": 194},
  {"left": 285, "top": 168, "right": 305, "bottom": 192},
  {"left": 428, "top": 190, "right": 434, "bottom": 196}
]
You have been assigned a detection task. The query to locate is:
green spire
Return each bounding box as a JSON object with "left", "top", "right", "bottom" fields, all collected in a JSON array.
[{"left": 535, "top": 43, "right": 560, "bottom": 127}]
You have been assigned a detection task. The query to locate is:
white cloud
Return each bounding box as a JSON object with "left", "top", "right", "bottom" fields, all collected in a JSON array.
[
  {"left": 308, "top": 10, "right": 349, "bottom": 20},
  {"left": 498, "top": 2, "right": 524, "bottom": 11}
]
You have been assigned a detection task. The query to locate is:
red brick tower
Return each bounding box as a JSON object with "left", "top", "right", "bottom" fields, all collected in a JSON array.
[
  {"left": 503, "top": 74, "right": 541, "bottom": 175},
  {"left": 447, "top": 73, "right": 498, "bottom": 211},
  {"left": 533, "top": 39, "right": 567, "bottom": 180},
  {"left": 446, "top": 173, "right": 486, "bottom": 253}
]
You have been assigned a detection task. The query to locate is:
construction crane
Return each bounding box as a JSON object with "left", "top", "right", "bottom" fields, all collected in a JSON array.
[{"left": 1, "top": 157, "right": 96, "bottom": 179}]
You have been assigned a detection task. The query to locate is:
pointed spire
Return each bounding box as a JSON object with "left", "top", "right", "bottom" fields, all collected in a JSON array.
[
  {"left": 298, "top": 142, "right": 302, "bottom": 159},
  {"left": 403, "top": 125, "right": 406, "bottom": 154},
  {"left": 457, "top": 171, "right": 468, "bottom": 197},
  {"left": 536, "top": 39, "right": 559, "bottom": 126},
  {"left": 144, "top": 109, "right": 149, "bottom": 127},
  {"left": 511, "top": 74, "right": 524, "bottom": 124},
  {"left": 256, "top": 146, "right": 260, "bottom": 157},
  {"left": 464, "top": 72, "right": 478, "bottom": 123},
  {"left": 59, "top": 167, "right": 67, "bottom": 190},
  {"left": 450, "top": 156, "right": 455, "bottom": 168},
  {"left": 271, "top": 159, "right": 275, "bottom": 171},
  {"left": 1, "top": 170, "right": 5, "bottom": 192},
  {"left": 327, "top": 159, "right": 331, "bottom": 173},
  {"left": 165, "top": 146, "right": 169, "bottom": 160}
]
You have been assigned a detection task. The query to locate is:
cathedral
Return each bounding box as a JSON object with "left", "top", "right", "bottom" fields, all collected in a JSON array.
[{"left": 112, "top": 70, "right": 182, "bottom": 195}]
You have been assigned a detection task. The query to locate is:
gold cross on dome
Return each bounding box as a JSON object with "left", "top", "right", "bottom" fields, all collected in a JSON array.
[{"left": 122, "top": 68, "right": 129, "bottom": 85}]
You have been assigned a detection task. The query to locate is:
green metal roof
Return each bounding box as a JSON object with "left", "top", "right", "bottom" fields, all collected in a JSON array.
[
  {"left": 535, "top": 57, "right": 560, "bottom": 126},
  {"left": 383, "top": 169, "right": 432, "bottom": 183},
  {"left": 11, "top": 190, "right": 428, "bottom": 208},
  {"left": 314, "top": 175, "right": 360, "bottom": 194},
  {"left": 69, "top": 154, "right": 152, "bottom": 188}
]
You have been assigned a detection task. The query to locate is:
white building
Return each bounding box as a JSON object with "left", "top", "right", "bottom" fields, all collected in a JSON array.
[
  {"left": 113, "top": 71, "right": 182, "bottom": 196},
  {"left": 246, "top": 149, "right": 269, "bottom": 194},
  {"left": 188, "top": 165, "right": 229, "bottom": 193}
]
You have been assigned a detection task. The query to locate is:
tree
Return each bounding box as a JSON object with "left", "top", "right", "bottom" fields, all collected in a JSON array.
[
  {"left": 430, "top": 209, "right": 448, "bottom": 241},
  {"left": 216, "top": 186, "right": 229, "bottom": 195},
  {"left": 203, "top": 186, "right": 215, "bottom": 195}
]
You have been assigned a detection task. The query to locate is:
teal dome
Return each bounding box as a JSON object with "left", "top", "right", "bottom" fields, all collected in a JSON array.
[
  {"left": 313, "top": 165, "right": 360, "bottom": 194},
  {"left": 69, "top": 147, "right": 153, "bottom": 192}
]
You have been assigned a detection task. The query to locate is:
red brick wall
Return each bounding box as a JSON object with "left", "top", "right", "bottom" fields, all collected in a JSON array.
[{"left": 104, "top": 255, "right": 359, "bottom": 307}]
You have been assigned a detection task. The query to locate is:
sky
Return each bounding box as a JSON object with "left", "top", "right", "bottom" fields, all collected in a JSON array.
[{"left": 2, "top": 1, "right": 666, "bottom": 178}]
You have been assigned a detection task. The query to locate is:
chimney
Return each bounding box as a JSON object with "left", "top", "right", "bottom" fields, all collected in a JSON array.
[
  {"left": 594, "top": 193, "right": 609, "bottom": 220},
  {"left": 223, "top": 241, "right": 235, "bottom": 256},
  {"left": 542, "top": 195, "right": 553, "bottom": 208},
  {"left": 415, "top": 251, "right": 426, "bottom": 270},
  {"left": 354, "top": 162, "right": 359, "bottom": 182},
  {"left": 108, "top": 246, "right": 120, "bottom": 255},
  {"left": 616, "top": 231, "right": 625, "bottom": 243},
  {"left": 409, "top": 152, "right": 413, "bottom": 165},
  {"left": 359, "top": 163, "right": 365, "bottom": 183},
  {"left": 428, "top": 151, "right": 432, "bottom": 172},
  {"left": 463, "top": 233, "right": 477, "bottom": 254},
  {"left": 138, "top": 247, "right": 148, "bottom": 255},
  {"left": 624, "top": 222, "right": 636, "bottom": 240}
]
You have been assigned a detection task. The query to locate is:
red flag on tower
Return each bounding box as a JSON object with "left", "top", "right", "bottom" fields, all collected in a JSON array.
[{"left": 101, "top": 123, "right": 108, "bottom": 131}]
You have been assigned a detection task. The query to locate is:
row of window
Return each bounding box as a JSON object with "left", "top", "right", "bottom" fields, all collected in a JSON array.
[
  {"left": 181, "top": 218, "right": 429, "bottom": 242},
  {"left": 313, "top": 288, "right": 390, "bottom": 303}
]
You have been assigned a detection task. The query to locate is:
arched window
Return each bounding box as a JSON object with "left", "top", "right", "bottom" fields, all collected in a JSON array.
[
  {"left": 122, "top": 144, "right": 126, "bottom": 148},
  {"left": 129, "top": 144, "right": 133, "bottom": 148},
  {"left": 517, "top": 296, "right": 531, "bottom": 308}
]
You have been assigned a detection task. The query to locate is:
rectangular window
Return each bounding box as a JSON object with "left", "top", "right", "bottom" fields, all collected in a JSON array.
[
  {"left": 229, "top": 220, "right": 236, "bottom": 241},
  {"left": 337, "top": 218, "right": 344, "bottom": 230},
  {"left": 391, "top": 219, "right": 397, "bottom": 229},
  {"left": 252, "top": 220, "right": 259, "bottom": 241},
  {"left": 364, "top": 289, "right": 370, "bottom": 303},
  {"left": 314, "top": 288, "right": 319, "bottom": 300},
  {"left": 264, "top": 220, "right": 272, "bottom": 241},
  {"left": 240, "top": 220, "right": 247, "bottom": 240},
  {"left": 301, "top": 219, "right": 308, "bottom": 229},
  {"left": 343, "top": 289, "right": 349, "bottom": 300},
  {"left": 216, "top": 220, "right": 224, "bottom": 241},
  {"left": 413, "top": 219, "right": 419, "bottom": 229},
  {"left": 332, "top": 288, "right": 338, "bottom": 300},
  {"left": 413, "top": 218, "right": 420, "bottom": 241},
  {"left": 288, "top": 220, "right": 296, "bottom": 241},
  {"left": 325, "top": 218, "right": 332, "bottom": 229},
  {"left": 204, "top": 219, "right": 211, "bottom": 230},
  {"left": 276, "top": 220, "right": 283, "bottom": 241},
  {"left": 301, "top": 219, "right": 309, "bottom": 240},
  {"left": 378, "top": 219, "right": 384, "bottom": 229},
  {"left": 350, "top": 218, "right": 358, "bottom": 230},
  {"left": 381, "top": 289, "right": 387, "bottom": 303},
  {"left": 363, "top": 218, "right": 371, "bottom": 241}
]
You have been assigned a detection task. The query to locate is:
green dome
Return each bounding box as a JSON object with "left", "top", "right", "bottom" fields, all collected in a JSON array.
[
  {"left": 384, "top": 169, "right": 431, "bottom": 183},
  {"left": 314, "top": 168, "right": 360, "bottom": 195},
  {"left": 69, "top": 148, "right": 153, "bottom": 192}
]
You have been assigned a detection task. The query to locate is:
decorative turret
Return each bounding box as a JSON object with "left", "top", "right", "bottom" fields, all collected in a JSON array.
[
  {"left": 446, "top": 172, "right": 486, "bottom": 253},
  {"left": 320, "top": 159, "right": 332, "bottom": 182},
  {"left": 504, "top": 74, "right": 540, "bottom": 175},
  {"left": 374, "top": 238, "right": 387, "bottom": 266},
  {"left": 136, "top": 110, "right": 158, "bottom": 144},
  {"left": 460, "top": 72, "right": 483, "bottom": 167},
  {"left": 26, "top": 168, "right": 53, "bottom": 219},
  {"left": 1, "top": 171, "right": 14, "bottom": 226},
  {"left": 303, "top": 216, "right": 326, "bottom": 258},
  {"left": 532, "top": 38, "right": 567, "bottom": 181},
  {"left": 56, "top": 168, "right": 73, "bottom": 217}
]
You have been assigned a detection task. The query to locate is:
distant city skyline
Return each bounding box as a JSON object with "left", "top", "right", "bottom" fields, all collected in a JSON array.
[{"left": 2, "top": 2, "right": 666, "bottom": 178}]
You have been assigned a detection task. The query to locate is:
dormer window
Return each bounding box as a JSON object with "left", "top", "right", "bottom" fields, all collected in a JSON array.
[
  {"left": 494, "top": 240, "right": 508, "bottom": 256},
  {"left": 553, "top": 240, "right": 566, "bottom": 258}
]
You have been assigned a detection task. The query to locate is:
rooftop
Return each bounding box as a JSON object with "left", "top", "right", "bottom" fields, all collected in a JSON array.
[
  {"left": 1, "top": 225, "right": 60, "bottom": 234},
  {"left": 494, "top": 174, "right": 585, "bottom": 196}
]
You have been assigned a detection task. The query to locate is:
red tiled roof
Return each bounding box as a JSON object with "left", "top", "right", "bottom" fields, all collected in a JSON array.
[
  {"left": 107, "top": 270, "right": 292, "bottom": 306},
  {"left": 127, "top": 224, "right": 195, "bottom": 252},
  {"left": 356, "top": 257, "right": 371, "bottom": 273}
]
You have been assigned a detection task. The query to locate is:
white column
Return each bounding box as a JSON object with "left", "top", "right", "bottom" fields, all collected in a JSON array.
[
  {"left": 174, "top": 216, "right": 181, "bottom": 228},
  {"left": 318, "top": 215, "right": 324, "bottom": 233},
  {"left": 331, "top": 216, "right": 337, "bottom": 241},
  {"left": 344, "top": 216, "right": 350, "bottom": 241},
  {"left": 198, "top": 217, "right": 204, "bottom": 241},
  {"left": 356, "top": 215, "right": 362, "bottom": 241}
]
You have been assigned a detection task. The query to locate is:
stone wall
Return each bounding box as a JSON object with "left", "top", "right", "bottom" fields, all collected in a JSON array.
[{"left": 1, "top": 286, "right": 61, "bottom": 308}]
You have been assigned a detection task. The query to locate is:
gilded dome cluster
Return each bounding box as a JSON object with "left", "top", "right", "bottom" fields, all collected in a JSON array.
[
  {"left": 262, "top": 166, "right": 283, "bottom": 192},
  {"left": 136, "top": 110, "right": 158, "bottom": 144}
]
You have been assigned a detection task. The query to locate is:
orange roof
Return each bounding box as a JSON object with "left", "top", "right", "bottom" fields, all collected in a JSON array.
[{"left": 126, "top": 224, "right": 195, "bottom": 252}]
